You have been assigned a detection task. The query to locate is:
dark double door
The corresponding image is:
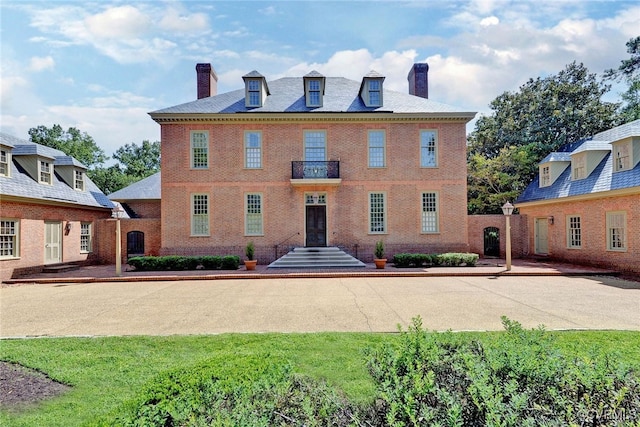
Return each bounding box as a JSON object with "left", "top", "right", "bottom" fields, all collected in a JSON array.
[{"left": 306, "top": 205, "right": 326, "bottom": 247}]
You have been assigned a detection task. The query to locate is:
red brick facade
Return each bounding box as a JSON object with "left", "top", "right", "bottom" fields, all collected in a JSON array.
[{"left": 468, "top": 214, "right": 529, "bottom": 258}]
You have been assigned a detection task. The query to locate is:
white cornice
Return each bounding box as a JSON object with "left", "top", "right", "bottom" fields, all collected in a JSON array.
[{"left": 515, "top": 186, "right": 640, "bottom": 208}]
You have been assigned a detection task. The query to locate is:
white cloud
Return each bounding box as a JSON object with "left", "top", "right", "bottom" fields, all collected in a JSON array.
[
  {"left": 28, "top": 56, "right": 55, "bottom": 72},
  {"left": 480, "top": 16, "right": 499, "bottom": 27},
  {"left": 84, "top": 5, "right": 151, "bottom": 39},
  {"left": 159, "top": 7, "right": 209, "bottom": 33}
]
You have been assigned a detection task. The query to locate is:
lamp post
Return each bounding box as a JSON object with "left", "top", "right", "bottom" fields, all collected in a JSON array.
[
  {"left": 112, "top": 205, "right": 124, "bottom": 276},
  {"left": 501, "top": 202, "right": 514, "bottom": 271}
]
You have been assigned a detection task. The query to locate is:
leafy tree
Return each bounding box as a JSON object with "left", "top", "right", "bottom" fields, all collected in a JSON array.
[
  {"left": 112, "top": 140, "right": 161, "bottom": 178},
  {"left": 467, "top": 62, "right": 619, "bottom": 214},
  {"left": 89, "top": 165, "right": 138, "bottom": 195},
  {"left": 604, "top": 36, "right": 640, "bottom": 122},
  {"left": 28, "top": 124, "right": 108, "bottom": 169}
]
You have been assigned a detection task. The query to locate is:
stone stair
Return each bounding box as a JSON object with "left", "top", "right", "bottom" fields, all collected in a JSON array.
[{"left": 268, "top": 247, "right": 365, "bottom": 268}]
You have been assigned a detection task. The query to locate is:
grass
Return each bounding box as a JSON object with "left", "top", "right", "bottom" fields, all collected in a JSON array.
[{"left": 1, "top": 330, "right": 639, "bottom": 426}]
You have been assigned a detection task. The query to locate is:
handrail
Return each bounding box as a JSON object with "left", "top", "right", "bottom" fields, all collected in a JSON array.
[
  {"left": 291, "top": 161, "right": 340, "bottom": 179},
  {"left": 274, "top": 232, "right": 300, "bottom": 259}
]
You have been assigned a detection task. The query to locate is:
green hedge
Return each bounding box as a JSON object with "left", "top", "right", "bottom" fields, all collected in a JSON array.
[
  {"left": 128, "top": 255, "right": 240, "bottom": 271},
  {"left": 392, "top": 252, "right": 479, "bottom": 267}
]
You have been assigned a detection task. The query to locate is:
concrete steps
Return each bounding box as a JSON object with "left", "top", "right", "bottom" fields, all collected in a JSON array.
[
  {"left": 42, "top": 263, "right": 80, "bottom": 273},
  {"left": 268, "top": 247, "right": 365, "bottom": 268}
]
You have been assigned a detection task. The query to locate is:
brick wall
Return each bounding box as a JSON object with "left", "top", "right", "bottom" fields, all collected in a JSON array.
[
  {"left": 95, "top": 218, "right": 162, "bottom": 264},
  {"left": 0, "top": 201, "right": 111, "bottom": 281},
  {"left": 126, "top": 200, "right": 161, "bottom": 218},
  {"left": 159, "top": 120, "right": 470, "bottom": 263},
  {"left": 468, "top": 214, "right": 529, "bottom": 258},
  {"left": 518, "top": 193, "right": 639, "bottom": 273}
]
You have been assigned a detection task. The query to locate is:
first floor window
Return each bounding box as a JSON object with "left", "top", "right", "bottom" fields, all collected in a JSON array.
[
  {"left": 369, "top": 192, "right": 386, "bottom": 233},
  {"left": 245, "top": 193, "right": 263, "bottom": 235},
  {"left": 421, "top": 192, "right": 439, "bottom": 233},
  {"left": 606, "top": 211, "right": 626, "bottom": 251},
  {"left": 567, "top": 216, "right": 581, "bottom": 248},
  {"left": 191, "top": 131, "right": 209, "bottom": 169},
  {"left": 191, "top": 194, "right": 210, "bottom": 236},
  {"left": 420, "top": 130, "right": 437, "bottom": 167},
  {"left": 0, "top": 219, "right": 18, "bottom": 258},
  {"left": 80, "top": 222, "right": 92, "bottom": 252}
]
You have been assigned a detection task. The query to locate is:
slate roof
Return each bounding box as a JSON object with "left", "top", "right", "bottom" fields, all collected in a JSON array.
[
  {"left": 0, "top": 132, "right": 114, "bottom": 210},
  {"left": 149, "top": 76, "right": 475, "bottom": 117},
  {"left": 108, "top": 172, "right": 161, "bottom": 201},
  {"left": 517, "top": 120, "right": 640, "bottom": 204}
]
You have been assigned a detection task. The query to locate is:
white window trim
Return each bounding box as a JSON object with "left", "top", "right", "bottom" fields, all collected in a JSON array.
[
  {"left": 244, "top": 131, "right": 263, "bottom": 169},
  {"left": 80, "top": 222, "right": 92, "bottom": 253},
  {"left": 190, "top": 131, "right": 209, "bottom": 170},
  {"left": 421, "top": 192, "right": 440, "bottom": 234},
  {"left": 420, "top": 129, "right": 438, "bottom": 168},
  {"left": 540, "top": 166, "right": 550, "bottom": 187},
  {"left": 304, "top": 130, "right": 327, "bottom": 162},
  {"left": 191, "top": 193, "right": 210, "bottom": 237},
  {"left": 0, "top": 149, "right": 10, "bottom": 177},
  {"left": 566, "top": 215, "right": 581, "bottom": 249},
  {"left": 39, "top": 160, "right": 52, "bottom": 184},
  {"left": 74, "top": 169, "right": 85, "bottom": 191},
  {"left": 245, "top": 192, "right": 264, "bottom": 236},
  {"left": 0, "top": 218, "right": 20, "bottom": 259},
  {"left": 368, "top": 130, "right": 386, "bottom": 168},
  {"left": 368, "top": 192, "right": 387, "bottom": 234},
  {"left": 613, "top": 142, "right": 632, "bottom": 172},
  {"left": 606, "top": 211, "right": 627, "bottom": 252}
]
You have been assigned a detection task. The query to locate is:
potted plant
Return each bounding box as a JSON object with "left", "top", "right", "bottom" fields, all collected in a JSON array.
[
  {"left": 244, "top": 241, "right": 257, "bottom": 270},
  {"left": 373, "top": 239, "right": 387, "bottom": 269}
]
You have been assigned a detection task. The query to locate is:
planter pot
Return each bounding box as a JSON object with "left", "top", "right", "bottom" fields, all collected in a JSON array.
[
  {"left": 244, "top": 260, "right": 257, "bottom": 271},
  {"left": 374, "top": 258, "right": 387, "bottom": 269}
]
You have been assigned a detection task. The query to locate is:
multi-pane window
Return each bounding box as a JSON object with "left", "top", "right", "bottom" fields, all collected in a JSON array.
[
  {"left": 308, "top": 80, "right": 321, "bottom": 106},
  {"left": 80, "top": 222, "right": 92, "bottom": 252},
  {"left": 606, "top": 211, "right": 626, "bottom": 251},
  {"left": 304, "top": 131, "right": 326, "bottom": 161},
  {"left": 191, "top": 131, "right": 209, "bottom": 169},
  {"left": 0, "top": 219, "right": 18, "bottom": 258},
  {"left": 245, "top": 132, "right": 262, "bottom": 169},
  {"left": 247, "top": 80, "right": 261, "bottom": 107},
  {"left": 540, "top": 166, "right": 550, "bottom": 187},
  {"left": 368, "top": 80, "right": 381, "bottom": 106},
  {"left": 368, "top": 131, "right": 385, "bottom": 168},
  {"left": 39, "top": 160, "right": 52, "bottom": 184},
  {"left": 420, "top": 130, "right": 437, "bottom": 167},
  {"left": 567, "top": 216, "right": 581, "bottom": 248},
  {"left": 421, "top": 192, "right": 439, "bottom": 233},
  {"left": 0, "top": 149, "right": 9, "bottom": 176},
  {"left": 191, "top": 194, "right": 210, "bottom": 236},
  {"left": 614, "top": 143, "right": 631, "bottom": 172},
  {"left": 245, "top": 193, "right": 263, "bottom": 235},
  {"left": 572, "top": 155, "right": 585, "bottom": 180},
  {"left": 74, "top": 170, "right": 84, "bottom": 191},
  {"left": 369, "top": 192, "right": 386, "bottom": 233}
]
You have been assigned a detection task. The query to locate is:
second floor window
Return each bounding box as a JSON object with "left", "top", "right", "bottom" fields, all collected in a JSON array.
[
  {"left": 368, "top": 131, "right": 385, "bottom": 168},
  {"left": 420, "top": 130, "right": 437, "bottom": 167},
  {"left": 39, "top": 160, "right": 52, "bottom": 184},
  {"left": 191, "top": 131, "right": 209, "bottom": 169},
  {"left": 245, "top": 132, "right": 262, "bottom": 169}
]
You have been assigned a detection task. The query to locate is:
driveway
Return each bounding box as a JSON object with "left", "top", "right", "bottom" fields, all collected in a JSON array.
[{"left": 1, "top": 275, "right": 638, "bottom": 337}]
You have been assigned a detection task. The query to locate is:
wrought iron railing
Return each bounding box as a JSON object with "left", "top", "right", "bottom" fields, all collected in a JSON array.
[{"left": 291, "top": 161, "right": 340, "bottom": 179}]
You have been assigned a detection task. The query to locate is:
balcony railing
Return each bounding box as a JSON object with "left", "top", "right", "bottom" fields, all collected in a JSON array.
[{"left": 291, "top": 161, "right": 340, "bottom": 179}]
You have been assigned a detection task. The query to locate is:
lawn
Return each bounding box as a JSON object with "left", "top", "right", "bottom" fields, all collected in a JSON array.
[{"left": 1, "top": 330, "right": 639, "bottom": 426}]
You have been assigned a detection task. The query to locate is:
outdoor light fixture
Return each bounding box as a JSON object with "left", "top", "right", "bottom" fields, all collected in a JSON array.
[
  {"left": 501, "top": 202, "right": 514, "bottom": 271},
  {"left": 65, "top": 222, "right": 72, "bottom": 234},
  {"left": 112, "top": 205, "right": 124, "bottom": 277},
  {"left": 548, "top": 216, "right": 554, "bottom": 225}
]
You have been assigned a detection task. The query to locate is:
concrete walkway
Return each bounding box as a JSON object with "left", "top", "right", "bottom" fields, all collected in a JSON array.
[{"left": 1, "top": 263, "right": 638, "bottom": 337}]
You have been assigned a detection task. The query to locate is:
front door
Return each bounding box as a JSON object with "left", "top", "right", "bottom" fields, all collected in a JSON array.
[
  {"left": 535, "top": 218, "right": 549, "bottom": 255},
  {"left": 44, "top": 221, "right": 62, "bottom": 264},
  {"left": 306, "top": 205, "right": 326, "bottom": 247}
]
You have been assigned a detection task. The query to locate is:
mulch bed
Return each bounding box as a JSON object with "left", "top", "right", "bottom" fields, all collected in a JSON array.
[{"left": 0, "top": 361, "right": 70, "bottom": 410}]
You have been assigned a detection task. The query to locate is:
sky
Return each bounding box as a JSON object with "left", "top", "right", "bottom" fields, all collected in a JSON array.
[{"left": 1, "top": 0, "right": 639, "bottom": 159}]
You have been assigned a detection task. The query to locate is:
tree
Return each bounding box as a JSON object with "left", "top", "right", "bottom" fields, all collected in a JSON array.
[
  {"left": 28, "top": 124, "right": 108, "bottom": 169},
  {"left": 112, "top": 140, "right": 161, "bottom": 178},
  {"left": 604, "top": 36, "right": 640, "bottom": 122},
  {"left": 467, "top": 62, "right": 619, "bottom": 214}
]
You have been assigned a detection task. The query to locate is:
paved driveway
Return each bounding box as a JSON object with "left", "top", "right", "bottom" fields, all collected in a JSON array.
[{"left": 1, "top": 275, "right": 638, "bottom": 337}]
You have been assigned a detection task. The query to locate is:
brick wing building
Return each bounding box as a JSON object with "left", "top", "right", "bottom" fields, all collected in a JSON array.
[{"left": 148, "top": 63, "right": 476, "bottom": 264}]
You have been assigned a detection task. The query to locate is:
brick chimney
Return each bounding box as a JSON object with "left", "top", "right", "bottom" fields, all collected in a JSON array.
[
  {"left": 408, "top": 63, "right": 429, "bottom": 99},
  {"left": 196, "top": 63, "right": 218, "bottom": 99}
]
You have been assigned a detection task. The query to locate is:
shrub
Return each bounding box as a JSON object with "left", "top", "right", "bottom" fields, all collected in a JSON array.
[
  {"left": 392, "top": 252, "right": 478, "bottom": 267},
  {"left": 374, "top": 240, "right": 385, "bottom": 259},
  {"left": 200, "top": 255, "right": 222, "bottom": 270},
  {"left": 128, "top": 255, "right": 239, "bottom": 271},
  {"left": 221, "top": 255, "right": 240, "bottom": 270}
]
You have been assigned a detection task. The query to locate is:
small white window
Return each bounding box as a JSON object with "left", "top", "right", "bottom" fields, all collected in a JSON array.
[
  {"left": 369, "top": 192, "right": 386, "bottom": 234},
  {"left": 606, "top": 211, "right": 626, "bottom": 251},
  {"left": 614, "top": 142, "right": 631, "bottom": 172},
  {"left": 420, "top": 130, "right": 438, "bottom": 167},
  {"left": 191, "top": 194, "right": 210, "bottom": 236},
  {"left": 0, "top": 219, "right": 19, "bottom": 258},
  {"left": 567, "top": 216, "right": 581, "bottom": 248},
  {"left": 191, "top": 131, "right": 209, "bottom": 169},
  {"left": 245, "top": 193, "right": 263, "bottom": 236},
  {"left": 80, "top": 222, "right": 92, "bottom": 252},
  {"left": 572, "top": 155, "right": 586, "bottom": 180},
  {"left": 368, "top": 131, "right": 385, "bottom": 168},
  {"left": 0, "top": 149, "right": 10, "bottom": 177},
  {"left": 74, "top": 170, "right": 84, "bottom": 191},
  {"left": 421, "top": 192, "right": 439, "bottom": 233},
  {"left": 39, "top": 160, "right": 52, "bottom": 184},
  {"left": 540, "top": 166, "right": 550, "bottom": 187},
  {"left": 245, "top": 132, "right": 262, "bottom": 169}
]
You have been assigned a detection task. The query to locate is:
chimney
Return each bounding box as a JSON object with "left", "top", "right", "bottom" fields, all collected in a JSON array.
[
  {"left": 196, "top": 63, "right": 218, "bottom": 99},
  {"left": 408, "top": 63, "right": 429, "bottom": 99}
]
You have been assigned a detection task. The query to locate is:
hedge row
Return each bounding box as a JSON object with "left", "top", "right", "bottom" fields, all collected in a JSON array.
[
  {"left": 127, "top": 255, "right": 240, "bottom": 271},
  {"left": 392, "top": 252, "right": 479, "bottom": 267}
]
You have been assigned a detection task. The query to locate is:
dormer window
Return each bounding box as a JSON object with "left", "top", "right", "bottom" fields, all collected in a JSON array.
[
  {"left": 613, "top": 141, "right": 631, "bottom": 172},
  {"left": 303, "top": 71, "right": 325, "bottom": 108},
  {"left": 0, "top": 148, "right": 10, "bottom": 177},
  {"left": 360, "top": 71, "right": 385, "bottom": 107},
  {"left": 242, "top": 71, "right": 269, "bottom": 108},
  {"left": 572, "top": 154, "right": 586, "bottom": 180},
  {"left": 74, "top": 169, "right": 84, "bottom": 191},
  {"left": 39, "top": 160, "right": 52, "bottom": 184},
  {"left": 540, "top": 166, "right": 550, "bottom": 187}
]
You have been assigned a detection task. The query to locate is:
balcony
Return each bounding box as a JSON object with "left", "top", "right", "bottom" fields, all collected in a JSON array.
[{"left": 290, "top": 161, "right": 341, "bottom": 186}]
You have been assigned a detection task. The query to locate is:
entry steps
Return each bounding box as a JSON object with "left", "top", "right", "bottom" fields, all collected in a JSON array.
[
  {"left": 268, "top": 247, "right": 365, "bottom": 268},
  {"left": 42, "top": 263, "right": 80, "bottom": 273}
]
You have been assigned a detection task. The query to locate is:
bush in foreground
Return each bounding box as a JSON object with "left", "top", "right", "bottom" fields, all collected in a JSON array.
[{"left": 127, "top": 255, "right": 240, "bottom": 271}]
